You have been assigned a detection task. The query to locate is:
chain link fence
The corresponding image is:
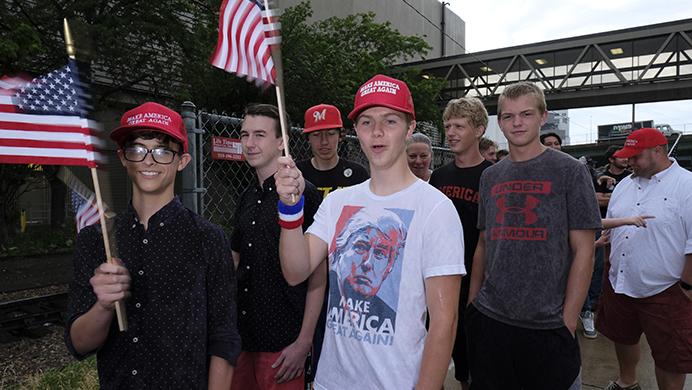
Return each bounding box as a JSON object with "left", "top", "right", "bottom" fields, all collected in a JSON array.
[{"left": 188, "top": 106, "right": 453, "bottom": 231}]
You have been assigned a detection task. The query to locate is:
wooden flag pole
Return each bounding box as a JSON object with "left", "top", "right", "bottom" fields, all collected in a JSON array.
[
  {"left": 271, "top": 46, "right": 291, "bottom": 157},
  {"left": 263, "top": 0, "right": 295, "bottom": 202},
  {"left": 262, "top": 0, "right": 290, "bottom": 154},
  {"left": 64, "top": 18, "right": 127, "bottom": 331},
  {"left": 264, "top": 0, "right": 291, "bottom": 153}
]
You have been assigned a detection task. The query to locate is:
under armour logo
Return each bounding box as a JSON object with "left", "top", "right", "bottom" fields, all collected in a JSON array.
[
  {"left": 496, "top": 195, "right": 539, "bottom": 225},
  {"left": 313, "top": 109, "right": 327, "bottom": 122}
]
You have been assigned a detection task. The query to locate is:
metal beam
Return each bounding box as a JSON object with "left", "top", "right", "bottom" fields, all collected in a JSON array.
[
  {"left": 399, "top": 18, "right": 692, "bottom": 111},
  {"left": 637, "top": 32, "right": 676, "bottom": 81},
  {"left": 593, "top": 44, "right": 628, "bottom": 83}
]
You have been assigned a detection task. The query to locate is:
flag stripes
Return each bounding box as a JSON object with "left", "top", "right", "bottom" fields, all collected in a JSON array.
[
  {"left": 210, "top": 0, "right": 281, "bottom": 86},
  {"left": 71, "top": 191, "right": 100, "bottom": 233},
  {"left": 0, "top": 61, "right": 102, "bottom": 167}
]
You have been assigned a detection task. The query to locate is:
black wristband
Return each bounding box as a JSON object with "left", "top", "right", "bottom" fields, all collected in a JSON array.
[{"left": 680, "top": 280, "right": 692, "bottom": 291}]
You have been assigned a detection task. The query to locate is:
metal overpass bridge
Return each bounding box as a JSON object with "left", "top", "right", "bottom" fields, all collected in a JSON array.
[{"left": 401, "top": 18, "right": 692, "bottom": 115}]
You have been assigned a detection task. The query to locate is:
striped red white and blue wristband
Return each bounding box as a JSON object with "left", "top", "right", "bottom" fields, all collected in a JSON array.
[{"left": 278, "top": 195, "right": 305, "bottom": 229}]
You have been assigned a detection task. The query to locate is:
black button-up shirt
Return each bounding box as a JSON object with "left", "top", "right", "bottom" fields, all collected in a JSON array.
[
  {"left": 65, "top": 198, "right": 241, "bottom": 389},
  {"left": 231, "top": 175, "right": 321, "bottom": 352}
]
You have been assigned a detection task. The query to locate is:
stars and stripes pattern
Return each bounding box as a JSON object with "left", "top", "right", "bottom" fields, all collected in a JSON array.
[
  {"left": 0, "top": 60, "right": 104, "bottom": 167},
  {"left": 210, "top": 0, "right": 282, "bottom": 86},
  {"left": 71, "top": 190, "right": 100, "bottom": 233}
]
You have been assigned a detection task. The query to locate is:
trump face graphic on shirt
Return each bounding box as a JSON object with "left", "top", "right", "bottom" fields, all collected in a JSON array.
[{"left": 332, "top": 207, "right": 407, "bottom": 299}]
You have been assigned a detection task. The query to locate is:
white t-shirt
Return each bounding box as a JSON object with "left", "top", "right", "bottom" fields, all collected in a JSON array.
[
  {"left": 607, "top": 159, "right": 692, "bottom": 298},
  {"left": 306, "top": 179, "right": 466, "bottom": 390}
]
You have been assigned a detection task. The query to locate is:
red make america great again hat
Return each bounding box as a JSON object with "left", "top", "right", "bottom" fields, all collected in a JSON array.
[
  {"left": 110, "top": 102, "right": 188, "bottom": 152},
  {"left": 348, "top": 74, "right": 415, "bottom": 121},
  {"left": 613, "top": 128, "right": 668, "bottom": 159}
]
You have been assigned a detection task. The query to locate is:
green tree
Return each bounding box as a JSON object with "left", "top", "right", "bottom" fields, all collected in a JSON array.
[
  {"left": 0, "top": 0, "right": 444, "bottom": 240},
  {"left": 1, "top": 1, "right": 224, "bottom": 242},
  {"left": 188, "top": 1, "right": 444, "bottom": 125},
  {"left": 0, "top": 1, "right": 218, "bottom": 105},
  {"left": 2, "top": 0, "right": 443, "bottom": 121}
]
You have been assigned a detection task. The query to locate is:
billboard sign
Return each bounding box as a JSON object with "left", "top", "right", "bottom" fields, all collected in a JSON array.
[{"left": 598, "top": 120, "right": 653, "bottom": 140}]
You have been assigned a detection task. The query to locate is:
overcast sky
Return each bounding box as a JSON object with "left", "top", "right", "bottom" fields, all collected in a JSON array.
[{"left": 446, "top": 0, "right": 692, "bottom": 145}]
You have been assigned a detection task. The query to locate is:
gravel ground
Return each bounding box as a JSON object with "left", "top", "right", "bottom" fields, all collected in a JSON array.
[
  {"left": 0, "top": 284, "right": 69, "bottom": 303},
  {"left": 0, "top": 324, "right": 74, "bottom": 389},
  {"left": 0, "top": 285, "right": 72, "bottom": 389}
]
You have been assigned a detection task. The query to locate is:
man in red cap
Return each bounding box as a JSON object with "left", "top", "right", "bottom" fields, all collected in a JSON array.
[
  {"left": 65, "top": 102, "right": 240, "bottom": 389},
  {"left": 297, "top": 103, "right": 369, "bottom": 198},
  {"left": 295, "top": 103, "right": 369, "bottom": 384},
  {"left": 596, "top": 128, "right": 692, "bottom": 390},
  {"left": 274, "top": 74, "right": 465, "bottom": 389}
]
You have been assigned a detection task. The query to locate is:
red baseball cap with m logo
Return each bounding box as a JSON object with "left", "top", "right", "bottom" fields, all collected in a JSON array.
[{"left": 303, "top": 104, "right": 343, "bottom": 133}]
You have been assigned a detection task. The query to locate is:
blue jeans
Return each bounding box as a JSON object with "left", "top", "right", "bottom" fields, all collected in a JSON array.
[{"left": 582, "top": 231, "right": 604, "bottom": 312}]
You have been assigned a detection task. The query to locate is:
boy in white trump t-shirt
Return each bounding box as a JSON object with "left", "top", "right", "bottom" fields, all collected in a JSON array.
[{"left": 274, "top": 74, "right": 465, "bottom": 389}]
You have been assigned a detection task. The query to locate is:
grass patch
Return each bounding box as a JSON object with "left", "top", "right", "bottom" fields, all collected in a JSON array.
[
  {"left": 16, "top": 357, "right": 98, "bottom": 390},
  {"left": 0, "top": 225, "right": 75, "bottom": 258}
]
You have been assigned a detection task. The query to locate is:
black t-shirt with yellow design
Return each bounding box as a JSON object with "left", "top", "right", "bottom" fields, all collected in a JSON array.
[{"left": 296, "top": 158, "right": 369, "bottom": 198}]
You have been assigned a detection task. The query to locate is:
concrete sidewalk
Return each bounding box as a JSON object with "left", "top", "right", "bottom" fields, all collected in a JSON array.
[{"left": 444, "top": 333, "right": 691, "bottom": 389}]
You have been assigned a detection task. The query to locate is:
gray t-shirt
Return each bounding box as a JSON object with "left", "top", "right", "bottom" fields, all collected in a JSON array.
[{"left": 475, "top": 148, "right": 601, "bottom": 329}]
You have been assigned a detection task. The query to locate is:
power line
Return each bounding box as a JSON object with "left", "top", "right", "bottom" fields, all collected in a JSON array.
[
  {"left": 399, "top": 0, "right": 491, "bottom": 68},
  {"left": 400, "top": 0, "right": 467, "bottom": 53}
]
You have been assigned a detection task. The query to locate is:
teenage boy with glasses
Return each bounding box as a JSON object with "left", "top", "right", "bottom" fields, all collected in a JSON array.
[{"left": 65, "top": 102, "right": 240, "bottom": 389}]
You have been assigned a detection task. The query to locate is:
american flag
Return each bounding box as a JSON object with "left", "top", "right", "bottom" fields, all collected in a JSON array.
[
  {"left": 0, "top": 60, "right": 103, "bottom": 167},
  {"left": 210, "top": 0, "right": 282, "bottom": 86},
  {"left": 71, "top": 190, "right": 100, "bottom": 233}
]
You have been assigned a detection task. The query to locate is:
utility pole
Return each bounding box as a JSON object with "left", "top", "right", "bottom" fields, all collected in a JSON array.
[{"left": 441, "top": 2, "right": 449, "bottom": 57}]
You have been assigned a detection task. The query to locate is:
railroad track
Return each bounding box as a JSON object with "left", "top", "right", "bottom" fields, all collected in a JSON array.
[{"left": 0, "top": 292, "right": 68, "bottom": 339}]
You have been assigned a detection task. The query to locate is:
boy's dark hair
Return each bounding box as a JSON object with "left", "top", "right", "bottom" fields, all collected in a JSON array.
[
  {"left": 479, "top": 137, "right": 497, "bottom": 153},
  {"left": 304, "top": 128, "right": 346, "bottom": 140},
  {"left": 540, "top": 132, "right": 562, "bottom": 146},
  {"left": 122, "top": 131, "right": 183, "bottom": 152},
  {"left": 604, "top": 145, "right": 621, "bottom": 161},
  {"left": 243, "top": 103, "right": 291, "bottom": 138}
]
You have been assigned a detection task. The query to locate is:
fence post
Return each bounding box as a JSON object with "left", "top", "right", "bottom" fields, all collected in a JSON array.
[{"left": 180, "top": 101, "right": 203, "bottom": 214}]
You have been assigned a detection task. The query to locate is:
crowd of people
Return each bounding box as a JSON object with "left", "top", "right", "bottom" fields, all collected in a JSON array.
[{"left": 64, "top": 76, "right": 691, "bottom": 390}]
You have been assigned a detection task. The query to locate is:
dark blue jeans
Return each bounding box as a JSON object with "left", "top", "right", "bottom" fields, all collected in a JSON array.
[{"left": 582, "top": 231, "right": 604, "bottom": 312}]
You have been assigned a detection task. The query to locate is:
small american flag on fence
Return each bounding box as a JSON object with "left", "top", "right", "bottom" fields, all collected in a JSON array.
[
  {"left": 210, "top": 0, "right": 282, "bottom": 86},
  {"left": 0, "top": 60, "right": 103, "bottom": 167},
  {"left": 71, "top": 190, "right": 100, "bottom": 233}
]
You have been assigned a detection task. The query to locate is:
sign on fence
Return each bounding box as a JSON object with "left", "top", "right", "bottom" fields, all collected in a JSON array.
[{"left": 211, "top": 136, "right": 244, "bottom": 161}]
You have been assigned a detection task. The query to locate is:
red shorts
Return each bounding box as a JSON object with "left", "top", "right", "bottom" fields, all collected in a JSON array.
[
  {"left": 596, "top": 278, "right": 692, "bottom": 373},
  {"left": 230, "top": 351, "right": 305, "bottom": 390}
]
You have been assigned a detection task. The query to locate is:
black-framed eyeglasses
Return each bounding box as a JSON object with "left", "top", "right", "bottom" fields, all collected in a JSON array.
[{"left": 123, "top": 146, "right": 179, "bottom": 164}]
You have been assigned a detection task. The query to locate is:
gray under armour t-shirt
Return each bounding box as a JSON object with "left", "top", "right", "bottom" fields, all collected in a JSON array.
[{"left": 475, "top": 148, "right": 602, "bottom": 329}]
